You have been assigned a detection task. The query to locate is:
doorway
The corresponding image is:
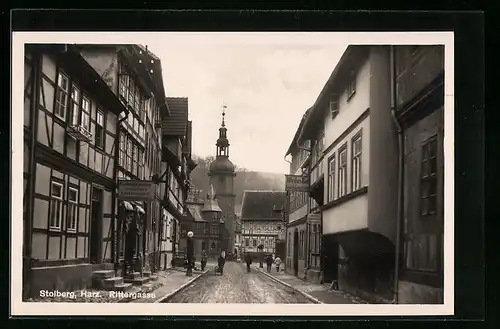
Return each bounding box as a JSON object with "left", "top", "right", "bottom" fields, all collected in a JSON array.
[
  {"left": 293, "top": 229, "right": 299, "bottom": 276},
  {"left": 322, "top": 235, "right": 339, "bottom": 283},
  {"left": 90, "top": 187, "right": 103, "bottom": 264}
]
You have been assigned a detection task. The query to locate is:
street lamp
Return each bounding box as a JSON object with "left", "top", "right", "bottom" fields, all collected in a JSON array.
[
  {"left": 186, "top": 230, "right": 194, "bottom": 276},
  {"left": 219, "top": 217, "right": 225, "bottom": 256}
]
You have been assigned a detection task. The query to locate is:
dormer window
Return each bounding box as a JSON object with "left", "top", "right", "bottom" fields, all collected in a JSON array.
[
  {"left": 347, "top": 74, "right": 357, "bottom": 100},
  {"left": 329, "top": 99, "right": 339, "bottom": 119}
]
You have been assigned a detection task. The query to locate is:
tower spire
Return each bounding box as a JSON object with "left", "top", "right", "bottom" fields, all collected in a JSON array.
[
  {"left": 221, "top": 104, "right": 227, "bottom": 127},
  {"left": 216, "top": 103, "right": 230, "bottom": 157}
]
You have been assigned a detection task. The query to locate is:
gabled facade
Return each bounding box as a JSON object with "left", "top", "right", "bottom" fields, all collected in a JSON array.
[
  {"left": 160, "top": 97, "right": 196, "bottom": 267},
  {"left": 283, "top": 109, "right": 319, "bottom": 281},
  {"left": 299, "top": 46, "right": 399, "bottom": 301},
  {"left": 76, "top": 44, "right": 171, "bottom": 276},
  {"left": 241, "top": 191, "right": 287, "bottom": 259},
  {"left": 182, "top": 185, "right": 226, "bottom": 260},
  {"left": 23, "top": 44, "right": 128, "bottom": 297}
]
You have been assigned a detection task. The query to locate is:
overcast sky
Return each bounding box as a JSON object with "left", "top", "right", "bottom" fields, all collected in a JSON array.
[{"left": 148, "top": 35, "right": 347, "bottom": 174}]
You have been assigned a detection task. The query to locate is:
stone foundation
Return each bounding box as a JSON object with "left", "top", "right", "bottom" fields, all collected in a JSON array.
[{"left": 398, "top": 280, "right": 443, "bottom": 304}]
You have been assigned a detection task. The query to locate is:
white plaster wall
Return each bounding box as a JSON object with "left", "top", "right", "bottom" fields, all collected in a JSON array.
[
  {"left": 322, "top": 193, "right": 368, "bottom": 235},
  {"left": 322, "top": 60, "right": 371, "bottom": 147},
  {"left": 322, "top": 116, "right": 370, "bottom": 202}
]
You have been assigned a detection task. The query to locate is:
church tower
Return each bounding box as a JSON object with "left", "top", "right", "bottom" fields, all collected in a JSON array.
[{"left": 208, "top": 105, "right": 236, "bottom": 255}]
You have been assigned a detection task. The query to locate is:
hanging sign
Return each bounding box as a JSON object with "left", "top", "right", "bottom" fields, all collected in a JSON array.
[
  {"left": 285, "top": 174, "right": 310, "bottom": 192},
  {"left": 118, "top": 180, "right": 156, "bottom": 201}
]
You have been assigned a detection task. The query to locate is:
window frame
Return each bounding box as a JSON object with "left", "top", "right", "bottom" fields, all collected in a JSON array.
[
  {"left": 55, "top": 71, "right": 70, "bottom": 120},
  {"left": 95, "top": 109, "right": 105, "bottom": 150},
  {"left": 338, "top": 144, "right": 348, "bottom": 198},
  {"left": 66, "top": 186, "right": 78, "bottom": 232},
  {"left": 351, "top": 132, "right": 363, "bottom": 192},
  {"left": 420, "top": 135, "right": 438, "bottom": 217},
  {"left": 49, "top": 181, "right": 64, "bottom": 231},
  {"left": 80, "top": 95, "right": 91, "bottom": 132},
  {"left": 329, "top": 98, "right": 339, "bottom": 119},
  {"left": 346, "top": 73, "right": 357, "bottom": 101},
  {"left": 69, "top": 84, "right": 81, "bottom": 126},
  {"left": 327, "top": 154, "right": 336, "bottom": 202}
]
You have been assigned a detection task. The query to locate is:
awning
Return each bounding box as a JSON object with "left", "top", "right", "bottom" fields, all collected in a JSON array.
[
  {"left": 136, "top": 206, "right": 146, "bottom": 214},
  {"left": 121, "top": 201, "right": 134, "bottom": 211}
]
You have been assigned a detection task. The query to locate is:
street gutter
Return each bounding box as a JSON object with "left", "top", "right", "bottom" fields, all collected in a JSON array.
[
  {"left": 154, "top": 268, "right": 210, "bottom": 303},
  {"left": 255, "top": 268, "right": 323, "bottom": 304}
]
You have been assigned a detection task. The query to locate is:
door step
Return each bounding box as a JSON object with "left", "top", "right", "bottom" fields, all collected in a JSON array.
[
  {"left": 124, "top": 276, "right": 152, "bottom": 286},
  {"left": 103, "top": 276, "right": 125, "bottom": 289},
  {"left": 113, "top": 283, "right": 133, "bottom": 292}
]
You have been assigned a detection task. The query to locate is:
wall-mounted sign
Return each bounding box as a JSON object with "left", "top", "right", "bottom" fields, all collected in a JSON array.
[
  {"left": 285, "top": 174, "right": 310, "bottom": 192},
  {"left": 308, "top": 213, "right": 321, "bottom": 224},
  {"left": 118, "top": 180, "right": 156, "bottom": 201}
]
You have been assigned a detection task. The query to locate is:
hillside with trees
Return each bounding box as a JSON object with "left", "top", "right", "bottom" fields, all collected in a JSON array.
[{"left": 189, "top": 155, "right": 286, "bottom": 214}]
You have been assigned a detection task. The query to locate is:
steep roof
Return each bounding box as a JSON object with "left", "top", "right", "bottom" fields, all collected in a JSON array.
[
  {"left": 186, "top": 204, "right": 206, "bottom": 222},
  {"left": 299, "top": 45, "right": 370, "bottom": 141},
  {"left": 285, "top": 107, "right": 312, "bottom": 157},
  {"left": 162, "top": 97, "right": 188, "bottom": 136},
  {"left": 183, "top": 121, "right": 193, "bottom": 155},
  {"left": 241, "top": 190, "right": 286, "bottom": 221}
]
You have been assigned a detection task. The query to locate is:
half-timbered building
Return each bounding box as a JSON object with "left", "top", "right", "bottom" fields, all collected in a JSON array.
[
  {"left": 159, "top": 97, "right": 197, "bottom": 268},
  {"left": 393, "top": 45, "right": 444, "bottom": 304},
  {"left": 23, "top": 44, "right": 129, "bottom": 297}
]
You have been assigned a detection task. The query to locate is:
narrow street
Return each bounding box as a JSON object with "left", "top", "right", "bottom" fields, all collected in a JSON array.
[{"left": 165, "top": 262, "right": 312, "bottom": 304}]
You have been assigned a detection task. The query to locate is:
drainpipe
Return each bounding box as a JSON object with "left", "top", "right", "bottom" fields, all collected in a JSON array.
[
  {"left": 114, "top": 110, "right": 128, "bottom": 276},
  {"left": 390, "top": 45, "right": 404, "bottom": 304}
]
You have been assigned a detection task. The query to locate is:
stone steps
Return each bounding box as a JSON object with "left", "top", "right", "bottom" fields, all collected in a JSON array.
[
  {"left": 103, "top": 276, "right": 124, "bottom": 289},
  {"left": 124, "top": 276, "right": 152, "bottom": 286},
  {"left": 114, "top": 283, "right": 134, "bottom": 292}
]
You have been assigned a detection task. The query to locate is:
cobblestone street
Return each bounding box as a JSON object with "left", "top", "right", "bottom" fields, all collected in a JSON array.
[{"left": 166, "top": 262, "right": 312, "bottom": 303}]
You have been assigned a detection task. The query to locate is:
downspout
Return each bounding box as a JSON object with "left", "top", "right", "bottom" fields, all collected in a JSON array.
[
  {"left": 114, "top": 110, "right": 128, "bottom": 276},
  {"left": 24, "top": 49, "right": 41, "bottom": 298},
  {"left": 390, "top": 45, "right": 404, "bottom": 304}
]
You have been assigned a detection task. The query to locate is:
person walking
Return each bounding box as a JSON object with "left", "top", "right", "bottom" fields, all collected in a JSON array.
[
  {"left": 245, "top": 252, "right": 252, "bottom": 273},
  {"left": 274, "top": 256, "right": 282, "bottom": 273},
  {"left": 265, "top": 254, "right": 274, "bottom": 273},
  {"left": 201, "top": 250, "right": 208, "bottom": 271},
  {"left": 217, "top": 251, "right": 226, "bottom": 275}
]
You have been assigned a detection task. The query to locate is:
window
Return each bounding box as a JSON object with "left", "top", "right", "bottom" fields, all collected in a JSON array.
[
  {"left": 338, "top": 146, "right": 348, "bottom": 197},
  {"left": 134, "top": 146, "right": 140, "bottom": 177},
  {"left": 253, "top": 239, "right": 257, "bottom": 247},
  {"left": 352, "top": 133, "right": 362, "bottom": 191},
  {"left": 69, "top": 85, "right": 80, "bottom": 125},
  {"left": 347, "top": 75, "right": 356, "bottom": 100},
  {"left": 119, "top": 135, "right": 126, "bottom": 167},
  {"left": 95, "top": 110, "right": 104, "bottom": 149},
  {"left": 131, "top": 144, "right": 137, "bottom": 175},
  {"left": 50, "top": 182, "right": 64, "bottom": 230},
  {"left": 330, "top": 99, "right": 339, "bottom": 119},
  {"left": 55, "top": 72, "right": 69, "bottom": 119},
  {"left": 327, "top": 155, "right": 336, "bottom": 202},
  {"left": 80, "top": 96, "right": 91, "bottom": 131},
  {"left": 128, "top": 77, "right": 135, "bottom": 107},
  {"left": 67, "top": 187, "right": 78, "bottom": 232},
  {"left": 134, "top": 86, "right": 141, "bottom": 111},
  {"left": 127, "top": 139, "right": 132, "bottom": 173},
  {"left": 420, "top": 137, "right": 438, "bottom": 216},
  {"left": 138, "top": 149, "right": 144, "bottom": 179},
  {"left": 245, "top": 239, "right": 249, "bottom": 247}
]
